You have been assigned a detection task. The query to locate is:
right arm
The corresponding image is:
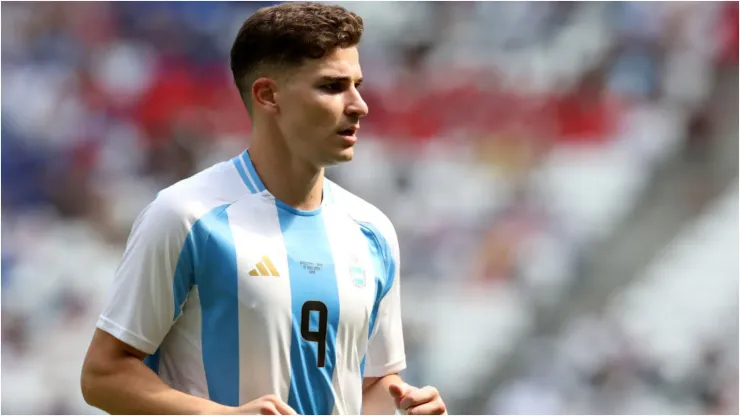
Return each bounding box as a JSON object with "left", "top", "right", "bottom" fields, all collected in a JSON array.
[
  {"left": 81, "top": 329, "right": 231, "bottom": 415},
  {"left": 80, "top": 333, "right": 293, "bottom": 415},
  {"left": 80, "top": 196, "right": 295, "bottom": 415},
  {"left": 80, "top": 196, "right": 228, "bottom": 414}
]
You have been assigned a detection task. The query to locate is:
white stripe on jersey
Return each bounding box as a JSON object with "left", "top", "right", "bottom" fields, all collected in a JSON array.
[
  {"left": 228, "top": 196, "right": 293, "bottom": 404},
  {"left": 323, "top": 209, "right": 377, "bottom": 415}
]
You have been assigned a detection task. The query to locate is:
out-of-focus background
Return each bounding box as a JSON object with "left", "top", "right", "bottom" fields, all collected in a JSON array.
[{"left": 2, "top": 1, "right": 738, "bottom": 414}]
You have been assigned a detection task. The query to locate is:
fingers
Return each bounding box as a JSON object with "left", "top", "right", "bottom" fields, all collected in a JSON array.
[
  {"left": 271, "top": 401, "right": 298, "bottom": 415},
  {"left": 406, "top": 400, "right": 447, "bottom": 415},
  {"left": 398, "top": 386, "right": 446, "bottom": 415},
  {"left": 399, "top": 386, "right": 438, "bottom": 410},
  {"left": 259, "top": 402, "right": 279, "bottom": 415},
  {"left": 259, "top": 395, "right": 298, "bottom": 415},
  {"left": 389, "top": 382, "right": 414, "bottom": 410},
  {"left": 389, "top": 382, "right": 410, "bottom": 402}
]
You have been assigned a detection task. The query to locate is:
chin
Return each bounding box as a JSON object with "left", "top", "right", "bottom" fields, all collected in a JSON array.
[{"left": 323, "top": 148, "right": 355, "bottom": 166}]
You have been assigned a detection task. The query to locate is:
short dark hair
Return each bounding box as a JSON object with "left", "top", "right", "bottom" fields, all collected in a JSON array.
[{"left": 230, "top": 2, "right": 364, "bottom": 114}]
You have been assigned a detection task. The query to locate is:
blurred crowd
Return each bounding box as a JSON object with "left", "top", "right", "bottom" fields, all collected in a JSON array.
[
  {"left": 1, "top": 2, "right": 738, "bottom": 414},
  {"left": 488, "top": 182, "right": 739, "bottom": 415}
]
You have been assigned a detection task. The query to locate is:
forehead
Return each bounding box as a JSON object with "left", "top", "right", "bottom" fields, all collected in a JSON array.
[{"left": 293, "top": 46, "right": 363, "bottom": 81}]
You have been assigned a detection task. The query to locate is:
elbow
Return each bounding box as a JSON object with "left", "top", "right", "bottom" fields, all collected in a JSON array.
[
  {"left": 80, "top": 363, "right": 97, "bottom": 406},
  {"left": 80, "top": 357, "right": 106, "bottom": 408},
  {"left": 81, "top": 328, "right": 143, "bottom": 411}
]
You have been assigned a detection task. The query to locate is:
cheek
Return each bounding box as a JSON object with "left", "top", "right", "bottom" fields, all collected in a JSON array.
[
  {"left": 279, "top": 89, "right": 342, "bottom": 136},
  {"left": 298, "top": 98, "right": 341, "bottom": 130}
]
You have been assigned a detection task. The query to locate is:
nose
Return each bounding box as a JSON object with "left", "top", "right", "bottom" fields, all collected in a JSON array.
[{"left": 345, "top": 88, "right": 369, "bottom": 119}]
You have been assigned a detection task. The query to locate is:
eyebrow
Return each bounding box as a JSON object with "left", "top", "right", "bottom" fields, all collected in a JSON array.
[{"left": 319, "top": 75, "right": 363, "bottom": 84}]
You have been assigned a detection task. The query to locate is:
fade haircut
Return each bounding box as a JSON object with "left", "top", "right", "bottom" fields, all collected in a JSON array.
[{"left": 230, "top": 2, "right": 364, "bottom": 114}]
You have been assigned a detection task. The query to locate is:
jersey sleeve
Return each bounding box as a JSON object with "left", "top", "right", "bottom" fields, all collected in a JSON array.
[
  {"left": 364, "top": 223, "right": 407, "bottom": 378},
  {"left": 97, "top": 195, "right": 195, "bottom": 355}
]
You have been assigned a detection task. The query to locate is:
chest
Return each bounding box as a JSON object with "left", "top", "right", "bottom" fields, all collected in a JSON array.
[{"left": 195, "top": 210, "right": 383, "bottom": 329}]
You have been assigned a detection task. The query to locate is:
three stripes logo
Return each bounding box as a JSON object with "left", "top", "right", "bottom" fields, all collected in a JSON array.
[{"left": 248, "top": 256, "right": 280, "bottom": 277}]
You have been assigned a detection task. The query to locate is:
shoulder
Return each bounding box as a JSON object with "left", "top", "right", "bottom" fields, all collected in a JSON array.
[
  {"left": 141, "top": 159, "right": 252, "bottom": 233},
  {"left": 326, "top": 179, "right": 399, "bottom": 251}
]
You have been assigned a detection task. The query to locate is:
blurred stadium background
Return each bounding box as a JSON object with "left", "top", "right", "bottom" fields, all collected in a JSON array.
[{"left": 2, "top": 1, "right": 738, "bottom": 414}]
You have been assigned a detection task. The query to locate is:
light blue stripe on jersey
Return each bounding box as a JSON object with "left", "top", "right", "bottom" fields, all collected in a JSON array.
[
  {"left": 144, "top": 348, "right": 161, "bottom": 374},
  {"left": 172, "top": 217, "right": 200, "bottom": 320},
  {"left": 145, "top": 195, "right": 206, "bottom": 373},
  {"left": 277, "top": 205, "right": 340, "bottom": 415},
  {"left": 242, "top": 150, "right": 266, "bottom": 192},
  {"left": 232, "top": 156, "right": 256, "bottom": 194},
  {"left": 193, "top": 205, "right": 241, "bottom": 406},
  {"left": 357, "top": 222, "right": 396, "bottom": 380}
]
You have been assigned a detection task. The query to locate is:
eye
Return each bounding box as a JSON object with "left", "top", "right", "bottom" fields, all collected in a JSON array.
[{"left": 320, "top": 82, "right": 343, "bottom": 93}]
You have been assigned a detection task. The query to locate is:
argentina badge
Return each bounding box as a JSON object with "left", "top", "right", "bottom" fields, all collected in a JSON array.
[{"left": 348, "top": 256, "right": 367, "bottom": 288}]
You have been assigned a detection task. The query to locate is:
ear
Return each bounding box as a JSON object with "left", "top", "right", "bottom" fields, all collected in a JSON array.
[{"left": 251, "top": 77, "right": 279, "bottom": 114}]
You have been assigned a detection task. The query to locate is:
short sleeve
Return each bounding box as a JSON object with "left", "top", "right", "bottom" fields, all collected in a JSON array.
[
  {"left": 364, "top": 224, "right": 407, "bottom": 378},
  {"left": 96, "top": 196, "right": 195, "bottom": 355}
]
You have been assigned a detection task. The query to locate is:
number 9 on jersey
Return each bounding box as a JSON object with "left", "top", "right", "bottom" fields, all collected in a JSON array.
[{"left": 301, "top": 301, "right": 328, "bottom": 368}]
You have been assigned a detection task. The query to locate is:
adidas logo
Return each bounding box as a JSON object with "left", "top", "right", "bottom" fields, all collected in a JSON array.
[{"left": 248, "top": 256, "right": 280, "bottom": 277}]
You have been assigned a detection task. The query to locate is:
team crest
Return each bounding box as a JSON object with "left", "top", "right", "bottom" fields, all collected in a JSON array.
[{"left": 349, "top": 256, "right": 367, "bottom": 287}]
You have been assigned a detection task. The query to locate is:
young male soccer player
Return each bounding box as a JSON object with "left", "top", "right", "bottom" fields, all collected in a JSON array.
[{"left": 80, "top": 3, "right": 447, "bottom": 415}]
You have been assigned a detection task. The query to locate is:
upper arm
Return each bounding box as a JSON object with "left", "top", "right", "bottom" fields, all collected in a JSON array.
[
  {"left": 87, "top": 328, "right": 148, "bottom": 364},
  {"left": 364, "top": 221, "right": 406, "bottom": 378},
  {"left": 82, "top": 328, "right": 148, "bottom": 387},
  {"left": 96, "top": 196, "right": 196, "bottom": 355}
]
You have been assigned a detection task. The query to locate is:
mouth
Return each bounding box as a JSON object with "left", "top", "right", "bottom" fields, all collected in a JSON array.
[
  {"left": 337, "top": 126, "right": 359, "bottom": 136},
  {"left": 336, "top": 126, "right": 359, "bottom": 143}
]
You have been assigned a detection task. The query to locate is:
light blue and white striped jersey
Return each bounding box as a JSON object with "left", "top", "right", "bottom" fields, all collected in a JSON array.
[{"left": 97, "top": 150, "right": 406, "bottom": 415}]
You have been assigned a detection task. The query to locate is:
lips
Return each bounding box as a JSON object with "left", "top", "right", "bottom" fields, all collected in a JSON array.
[{"left": 337, "top": 126, "right": 359, "bottom": 136}]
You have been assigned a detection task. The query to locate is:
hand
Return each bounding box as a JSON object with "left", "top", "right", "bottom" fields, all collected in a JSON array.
[
  {"left": 232, "top": 394, "right": 298, "bottom": 415},
  {"left": 389, "top": 382, "right": 447, "bottom": 415}
]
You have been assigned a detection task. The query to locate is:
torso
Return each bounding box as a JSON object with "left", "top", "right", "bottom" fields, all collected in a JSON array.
[{"left": 149, "top": 152, "right": 395, "bottom": 415}]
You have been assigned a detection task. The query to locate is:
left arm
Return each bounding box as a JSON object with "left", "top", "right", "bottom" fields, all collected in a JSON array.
[
  {"left": 362, "top": 375, "right": 447, "bottom": 415},
  {"left": 360, "top": 221, "right": 446, "bottom": 415},
  {"left": 362, "top": 374, "right": 403, "bottom": 415}
]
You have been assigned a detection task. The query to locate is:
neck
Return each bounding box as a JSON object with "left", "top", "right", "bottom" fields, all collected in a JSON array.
[{"left": 248, "top": 124, "right": 324, "bottom": 211}]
